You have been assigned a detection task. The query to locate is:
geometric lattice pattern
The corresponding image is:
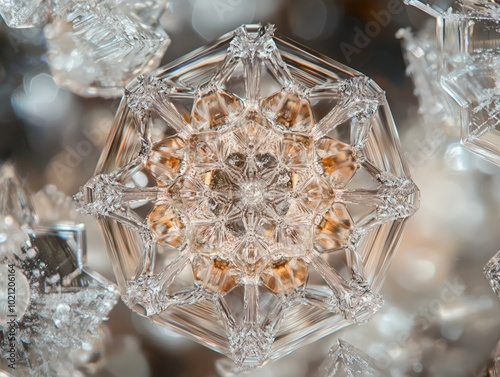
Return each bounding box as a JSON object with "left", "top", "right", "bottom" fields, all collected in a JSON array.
[{"left": 76, "top": 24, "right": 419, "bottom": 367}]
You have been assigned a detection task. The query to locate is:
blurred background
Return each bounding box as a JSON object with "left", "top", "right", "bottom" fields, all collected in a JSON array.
[{"left": 1, "top": 0, "right": 500, "bottom": 376}]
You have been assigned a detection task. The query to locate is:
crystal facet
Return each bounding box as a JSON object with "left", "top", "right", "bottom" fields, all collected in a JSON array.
[
  {"left": 77, "top": 24, "right": 419, "bottom": 367},
  {"left": 44, "top": 0, "right": 170, "bottom": 98},
  {"left": 319, "top": 339, "right": 384, "bottom": 377},
  {"left": 405, "top": 0, "right": 500, "bottom": 166},
  {"left": 0, "top": 165, "right": 119, "bottom": 376}
]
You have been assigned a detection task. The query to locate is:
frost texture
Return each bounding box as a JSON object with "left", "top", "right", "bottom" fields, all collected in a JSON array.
[
  {"left": 319, "top": 339, "right": 384, "bottom": 377},
  {"left": 0, "top": 164, "right": 119, "bottom": 376},
  {"left": 404, "top": 0, "right": 500, "bottom": 166},
  {"left": 77, "top": 24, "right": 419, "bottom": 367}
]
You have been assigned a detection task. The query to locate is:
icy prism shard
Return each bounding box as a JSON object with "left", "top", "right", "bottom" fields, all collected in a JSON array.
[
  {"left": 404, "top": 0, "right": 500, "bottom": 166},
  {"left": 319, "top": 339, "right": 384, "bottom": 377},
  {"left": 0, "top": 0, "right": 49, "bottom": 28},
  {"left": 0, "top": 164, "right": 119, "bottom": 376},
  {"left": 76, "top": 24, "right": 419, "bottom": 367}
]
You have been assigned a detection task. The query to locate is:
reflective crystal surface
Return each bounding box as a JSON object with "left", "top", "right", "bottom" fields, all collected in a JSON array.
[
  {"left": 484, "top": 250, "right": 500, "bottom": 301},
  {"left": 0, "top": 0, "right": 49, "bottom": 28},
  {"left": 44, "top": 0, "right": 170, "bottom": 98},
  {"left": 405, "top": 0, "right": 500, "bottom": 166},
  {"left": 0, "top": 165, "right": 120, "bottom": 376},
  {"left": 76, "top": 24, "right": 419, "bottom": 367},
  {"left": 319, "top": 339, "right": 384, "bottom": 377}
]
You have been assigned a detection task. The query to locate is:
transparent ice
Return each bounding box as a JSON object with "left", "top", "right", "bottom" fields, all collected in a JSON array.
[
  {"left": 319, "top": 339, "right": 384, "bottom": 377},
  {"left": 404, "top": 0, "right": 500, "bottom": 166},
  {"left": 0, "top": 164, "right": 119, "bottom": 376},
  {"left": 76, "top": 24, "right": 419, "bottom": 367}
]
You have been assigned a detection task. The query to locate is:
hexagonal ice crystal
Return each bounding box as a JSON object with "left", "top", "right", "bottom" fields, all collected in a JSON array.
[
  {"left": 404, "top": 0, "right": 500, "bottom": 166},
  {"left": 44, "top": 0, "right": 170, "bottom": 98},
  {"left": 76, "top": 24, "right": 419, "bottom": 367}
]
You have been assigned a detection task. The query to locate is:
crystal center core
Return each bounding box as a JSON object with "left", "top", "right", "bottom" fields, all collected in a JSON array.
[{"left": 239, "top": 179, "right": 266, "bottom": 209}]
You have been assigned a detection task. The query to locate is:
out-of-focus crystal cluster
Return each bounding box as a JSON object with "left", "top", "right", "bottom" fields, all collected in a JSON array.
[
  {"left": 44, "top": 0, "right": 170, "bottom": 98},
  {"left": 215, "top": 338, "right": 385, "bottom": 377},
  {"left": 403, "top": 0, "right": 500, "bottom": 166},
  {"left": 0, "top": 164, "right": 120, "bottom": 376},
  {"left": 76, "top": 24, "right": 419, "bottom": 368},
  {"left": 0, "top": 0, "right": 170, "bottom": 98},
  {"left": 397, "top": 22, "right": 459, "bottom": 136}
]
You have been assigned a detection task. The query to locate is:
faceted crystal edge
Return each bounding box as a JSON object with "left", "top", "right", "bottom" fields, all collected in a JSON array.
[{"left": 78, "top": 23, "right": 419, "bottom": 367}]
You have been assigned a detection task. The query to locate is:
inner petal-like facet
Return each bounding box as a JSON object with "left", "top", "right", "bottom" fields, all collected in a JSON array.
[
  {"left": 262, "top": 92, "right": 314, "bottom": 132},
  {"left": 260, "top": 257, "right": 308, "bottom": 294},
  {"left": 148, "top": 204, "right": 185, "bottom": 247},
  {"left": 191, "top": 90, "right": 242, "bottom": 131},
  {"left": 193, "top": 256, "right": 239, "bottom": 294},
  {"left": 145, "top": 88, "right": 363, "bottom": 297},
  {"left": 315, "top": 137, "right": 357, "bottom": 187}
]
